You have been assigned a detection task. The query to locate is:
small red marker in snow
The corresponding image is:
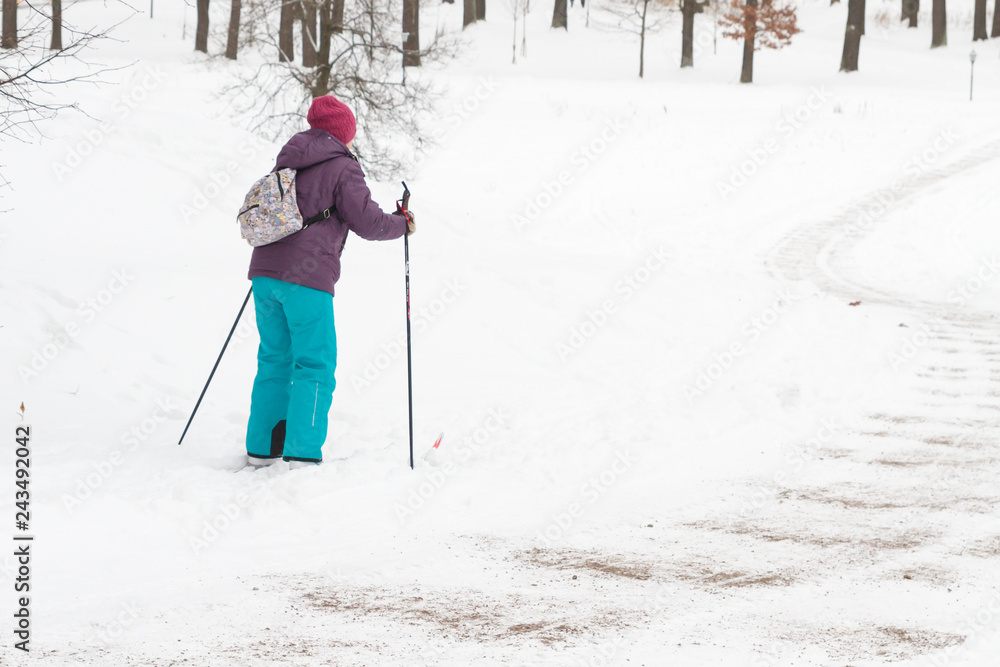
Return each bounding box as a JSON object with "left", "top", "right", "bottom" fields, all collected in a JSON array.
[{"left": 423, "top": 434, "right": 446, "bottom": 466}]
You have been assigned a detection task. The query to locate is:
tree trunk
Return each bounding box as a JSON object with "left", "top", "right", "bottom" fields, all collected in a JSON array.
[
  {"left": 680, "top": 0, "right": 696, "bottom": 67},
  {"left": 973, "top": 0, "right": 987, "bottom": 39},
  {"left": 992, "top": 0, "right": 1000, "bottom": 36},
  {"left": 841, "top": 0, "right": 862, "bottom": 70},
  {"left": 859, "top": 0, "right": 865, "bottom": 34},
  {"left": 403, "top": 0, "right": 420, "bottom": 65},
  {"left": 902, "top": 0, "right": 918, "bottom": 27},
  {"left": 51, "top": 0, "right": 63, "bottom": 50},
  {"left": 840, "top": 26, "right": 860, "bottom": 71},
  {"left": 2, "top": 0, "right": 17, "bottom": 49},
  {"left": 225, "top": 0, "right": 241, "bottom": 59},
  {"left": 739, "top": 0, "right": 755, "bottom": 83},
  {"left": 551, "top": 0, "right": 567, "bottom": 28},
  {"left": 279, "top": 0, "right": 294, "bottom": 61},
  {"left": 195, "top": 0, "right": 210, "bottom": 53},
  {"left": 931, "top": 0, "right": 946, "bottom": 46},
  {"left": 314, "top": 0, "right": 333, "bottom": 95},
  {"left": 639, "top": 0, "right": 647, "bottom": 76},
  {"left": 332, "top": 0, "right": 344, "bottom": 32},
  {"left": 464, "top": 0, "right": 477, "bottom": 26},
  {"left": 512, "top": 10, "right": 517, "bottom": 63},
  {"left": 302, "top": 0, "right": 318, "bottom": 67},
  {"left": 476, "top": 0, "right": 486, "bottom": 20},
  {"left": 521, "top": 2, "right": 527, "bottom": 55}
]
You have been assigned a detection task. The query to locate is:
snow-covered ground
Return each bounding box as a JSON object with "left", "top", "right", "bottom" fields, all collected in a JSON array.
[{"left": 3, "top": 0, "right": 1000, "bottom": 664}]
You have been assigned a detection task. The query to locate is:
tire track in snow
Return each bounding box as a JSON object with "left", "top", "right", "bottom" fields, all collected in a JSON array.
[{"left": 738, "top": 138, "right": 1000, "bottom": 661}]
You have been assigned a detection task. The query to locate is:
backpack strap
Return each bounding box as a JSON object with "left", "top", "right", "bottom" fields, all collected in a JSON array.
[
  {"left": 298, "top": 150, "right": 356, "bottom": 229},
  {"left": 302, "top": 206, "right": 335, "bottom": 228}
]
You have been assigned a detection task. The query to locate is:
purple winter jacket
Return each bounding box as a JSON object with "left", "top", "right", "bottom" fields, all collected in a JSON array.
[{"left": 248, "top": 129, "right": 407, "bottom": 296}]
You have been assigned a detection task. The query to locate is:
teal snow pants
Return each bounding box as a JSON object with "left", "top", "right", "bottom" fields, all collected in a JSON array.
[{"left": 245, "top": 276, "right": 337, "bottom": 463}]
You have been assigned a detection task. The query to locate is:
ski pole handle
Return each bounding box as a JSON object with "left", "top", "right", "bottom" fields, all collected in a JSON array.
[{"left": 400, "top": 181, "right": 410, "bottom": 211}]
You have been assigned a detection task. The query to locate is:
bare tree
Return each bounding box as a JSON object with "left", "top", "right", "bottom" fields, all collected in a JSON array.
[
  {"left": 901, "top": 0, "right": 917, "bottom": 27},
  {"left": 930, "top": 0, "right": 945, "bottom": 46},
  {"left": 3, "top": 0, "right": 17, "bottom": 49},
  {"left": 196, "top": 0, "right": 210, "bottom": 52},
  {"left": 552, "top": 0, "right": 567, "bottom": 27},
  {"left": 226, "top": 0, "right": 242, "bottom": 59},
  {"left": 222, "top": 0, "right": 458, "bottom": 177},
  {"left": 477, "top": 0, "right": 486, "bottom": 20},
  {"left": 840, "top": 0, "right": 862, "bottom": 71},
  {"left": 403, "top": 0, "right": 420, "bottom": 65},
  {"left": 507, "top": 0, "right": 525, "bottom": 62},
  {"left": 973, "top": 0, "right": 987, "bottom": 39},
  {"left": 1, "top": 1, "right": 127, "bottom": 185},
  {"left": 465, "top": 0, "right": 478, "bottom": 26},
  {"left": 720, "top": 0, "right": 799, "bottom": 83},
  {"left": 605, "top": 0, "right": 666, "bottom": 77},
  {"left": 680, "top": 0, "right": 707, "bottom": 67}
]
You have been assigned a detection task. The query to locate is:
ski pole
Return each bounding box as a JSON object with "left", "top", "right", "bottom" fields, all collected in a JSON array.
[
  {"left": 397, "top": 182, "right": 414, "bottom": 470},
  {"left": 178, "top": 286, "right": 253, "bottom": 446}
]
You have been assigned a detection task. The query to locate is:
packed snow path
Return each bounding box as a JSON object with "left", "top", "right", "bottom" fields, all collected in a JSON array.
[{"left": 741, "top": 141, "right": 1000, "bottom": 665}]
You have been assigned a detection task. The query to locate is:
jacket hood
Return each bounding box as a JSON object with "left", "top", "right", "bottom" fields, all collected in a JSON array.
[{"left": 275, "top": 128, "right": 351, "bottom": 170}]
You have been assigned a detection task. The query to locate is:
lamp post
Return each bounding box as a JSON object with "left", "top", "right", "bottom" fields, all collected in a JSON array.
[{"left": 970, "top": 49, "right": 977, "bottom": 101}]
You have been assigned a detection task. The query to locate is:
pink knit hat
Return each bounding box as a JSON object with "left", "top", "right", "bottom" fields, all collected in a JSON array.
[{"left": 307, "top": 96, "right": 357, "bottom": 146}]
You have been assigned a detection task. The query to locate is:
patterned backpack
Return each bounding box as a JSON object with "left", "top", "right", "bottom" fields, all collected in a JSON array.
[{"left": 238, "top": 168, "right": 335, "bottom": 247}]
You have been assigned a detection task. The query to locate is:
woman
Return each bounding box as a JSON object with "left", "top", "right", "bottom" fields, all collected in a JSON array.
[{"left": 244, "top": 95, "right": 415, "bottom": 470}]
